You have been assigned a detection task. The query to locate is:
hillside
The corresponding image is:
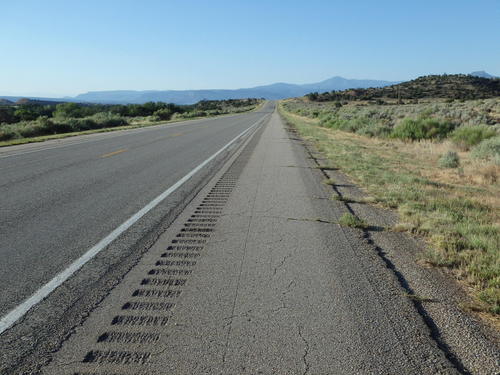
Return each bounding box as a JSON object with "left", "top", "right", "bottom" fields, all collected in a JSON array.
[
  {"left": 15, "top": 98, "right": 67, "bottom": 106},
  {"left": 307, "top": 74, "right": 500, "bottom": 101}
]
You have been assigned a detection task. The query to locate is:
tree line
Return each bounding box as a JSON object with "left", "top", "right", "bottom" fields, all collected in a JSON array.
[{"left": 0, "top": 98, "right": 262, "bottom": 125}]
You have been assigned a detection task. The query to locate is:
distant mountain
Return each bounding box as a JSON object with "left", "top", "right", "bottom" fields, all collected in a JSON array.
[
  {"left": 73, "top": 76, "right": 396, "bottom": 104},
  {"left": 469, "top": 71, "right": 497, "bottom": 79},
  {"left": 0, "top": 98, "right": 14, "bottom": 105},
  {"left": 3, "top": 73, "right": 498, "bottom": 105},
  {"left": 0, "top": 95, "right": 69, "bottom": 105}
]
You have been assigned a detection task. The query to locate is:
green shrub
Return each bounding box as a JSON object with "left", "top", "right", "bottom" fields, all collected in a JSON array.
[
  {"left": 6, "top": 113, "right": 128, "bottom": 139},
  {"left": 438, "top": 151, "right": 460, "bottom": 168},
  {"left": 391, "top": 117, "right": 455, "bottom": 141},
  {"left": 179, "top": 110, "right": 207, "bottom": 119},
  {"left": 153, "top": 108, "right": 173, "bottom": 121},
  {"left": 17, "top": 122, "right": 46, "bottom": 137},
  {"left": 53, "top": 102, "right": 85, "bottom": 118},
  {"left": 57, "top": 118, "right": 96, "bottom": 131},
  {"left": 357, "top": 123, "right": 392, "bottom": 138},
  {"left": 90, "top": 112, "right": 127, "bottom": 128},
  {"left": 0, "top": 126, "right": 17, "bottom": 141},
  {"left": 471, "top": 136, "right": 500, "bottom": 161},
  {"left": 42, "top": 117, "right": 74, "bottom": 133},
  {"left": 451, "top": 125, "right": 497, "bottom": 150},
  {"left": 14, "top": 117, "right": 72, "bottom": 137}
]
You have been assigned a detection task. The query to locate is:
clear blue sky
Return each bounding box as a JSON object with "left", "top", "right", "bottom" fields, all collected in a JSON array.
[{"left": 1, "top": 0, "right": 499, "bottom": 97}]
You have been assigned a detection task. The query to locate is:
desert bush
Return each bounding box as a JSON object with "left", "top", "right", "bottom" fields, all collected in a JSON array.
[
  {"left": 451, "top": 125, "right": 497, "bottom": 150},
  {"left": 471, "top": 136, "right": 500, "bottom": 161},
  {"left": 180, "top": 110, "right": 207, "bottom": 118},
  {"left": 16, "top": 117, "right": 74, "bottom": 136},
  {"left": 53, "top": 102, "right": 85, "bottom": 118},
  {"left": 57, "top": 118, "right": 97, "bottom": 131},
  {"left": 438, "top": 151, "right": 460, "bottom": 168},
  {"left": 90, "top": 112, "right": 127, "bottom": 128},
  {"left": 0, "top": 113, "right": 128, "bottom": 140},
  {"left": 391, "top": 117, "right": 455, "bottom": 141},
  {"left": 357, "top": 123, "right": 392, "bottom": 138},
  {"left": 0, "top": 126, "right": 17, "bottom": 141},
  {"left": 54, "top": 113, "right": 126, "bottom": 131},
  {"left": 41, "top": 116, "right": 74, "bottom": 133},
  {"left": 153, "top": 108, "right": 174, "bottom": 121}
]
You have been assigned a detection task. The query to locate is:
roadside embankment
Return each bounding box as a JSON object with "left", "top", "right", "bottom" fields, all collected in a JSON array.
[{"left": 279, "top": 100, "right": 500, "bottom": 319}]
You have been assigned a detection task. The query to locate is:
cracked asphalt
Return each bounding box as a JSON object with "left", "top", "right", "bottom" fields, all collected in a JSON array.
[{"left": 34, "top": 107, "right": 474, "bottom": 374}]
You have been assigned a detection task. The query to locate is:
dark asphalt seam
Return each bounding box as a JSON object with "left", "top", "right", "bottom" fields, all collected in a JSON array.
[{"left": 284, "top": 123, "right": 471, "bottom": 375}]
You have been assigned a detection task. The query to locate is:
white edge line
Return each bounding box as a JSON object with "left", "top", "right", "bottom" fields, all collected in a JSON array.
[{"left": 0, "top": 117, "right": 265, "bottom": 335}]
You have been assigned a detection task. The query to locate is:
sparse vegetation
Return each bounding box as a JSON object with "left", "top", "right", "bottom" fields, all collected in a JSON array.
[
  {"left": 282, "top": 97, "right": 499, "bottom": 142},
  {"left": 0, "top": 98, "right": 262, "bottom": 145},
  {"left": 471, "top": 136, "right": 500, "bottom": 163},
  {"left": 438, "top": 151, "right": 460, "bottom": 168},
  {"left": 280, "top": 102, "right": 500, "bottom": 315},
  {"left": 323, "top": 178, "right": 335, "bottom": 185},
  {"left": 451, "top": 125, "right": 497, "bottom": 150}
]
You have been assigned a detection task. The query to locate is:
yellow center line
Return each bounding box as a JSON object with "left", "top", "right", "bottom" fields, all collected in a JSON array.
[{"left": 100, "top": 149, "right": 128, "bottom": 158}]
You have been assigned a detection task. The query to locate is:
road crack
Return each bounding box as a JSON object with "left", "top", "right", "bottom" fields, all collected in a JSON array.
[
  {"left": 273, "top": 253, "right": 292, "bottom": 276},
  {"left": 298, "top": 324, "right": 310, "bottom": 375}
]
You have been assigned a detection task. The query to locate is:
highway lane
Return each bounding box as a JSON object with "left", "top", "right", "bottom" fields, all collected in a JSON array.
[{"left": 0, "top": 102, "right": 273, "bottom": 320}]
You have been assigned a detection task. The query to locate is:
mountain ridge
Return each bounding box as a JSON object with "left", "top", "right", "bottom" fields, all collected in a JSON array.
[
  {"left": 469, "top": 70, "right": 497, "bottom": 79},
  {"left": 1, "top": 71, "right": 496, "bottom": 105},
  {"left": 73, "top": 76, "right": 396, "bottom": 104}
]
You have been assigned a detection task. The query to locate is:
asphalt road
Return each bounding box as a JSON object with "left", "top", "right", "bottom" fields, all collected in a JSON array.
[
  {"left": 2, "top": 102, "right": 498, "bottom": 374},
  {"left": 39, "top": 109, "right": 472, "bottom": 374},
  {"left": 0, "top": 103, "right": 272, "bottom": 321}
]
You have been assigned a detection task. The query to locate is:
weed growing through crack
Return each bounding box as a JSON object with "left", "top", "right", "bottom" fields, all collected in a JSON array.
[
  {"left": 338, "top": 213, "right": 368, "bottom": 229},
  {"left": 403, "top": 292, "right": 436, "bottom": 303},
  {"left": 332, "top": 195, "right": 357, "bottom": 203},
  {"left": 323, "top": 178, "right": 335, "bottom": 185}
]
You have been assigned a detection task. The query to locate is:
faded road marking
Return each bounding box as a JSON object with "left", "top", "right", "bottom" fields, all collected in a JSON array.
[{"left": 101, "top": 149, "right": 128, "bottom": 158}]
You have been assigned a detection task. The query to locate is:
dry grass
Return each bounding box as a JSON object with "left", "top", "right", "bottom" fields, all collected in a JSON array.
[{"left": 357, "top": 134, "right": 500, "bottom": 192}]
